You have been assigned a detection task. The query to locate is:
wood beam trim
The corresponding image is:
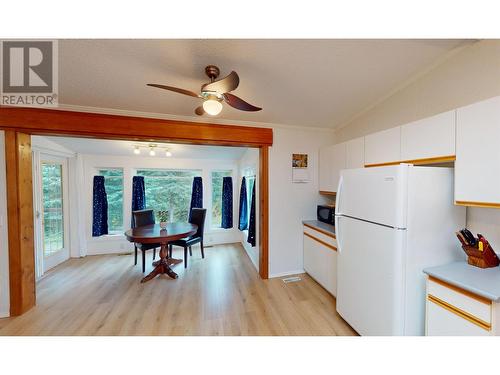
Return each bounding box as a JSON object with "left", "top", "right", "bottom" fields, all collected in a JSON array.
[
  {"left": 5, "top": 131, "right": 35, "bottom": 316},
  {"left": 0, "top": 107, "right": 273, "bottom": 147}
]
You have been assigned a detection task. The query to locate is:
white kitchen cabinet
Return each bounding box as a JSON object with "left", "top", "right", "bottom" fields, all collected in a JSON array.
[
  {"left": 455, "top": 96, "right": 500, "bottom": 206},
  {"left": 303, "top": 223, "right": 337, "bottom": 296},
  {"left": 426, "top": 296, "right": 490, "bottom": 336},
  {"left": 364, "top": 126, "right": 401, "bottom": 166},
  {"left": 425, "top": 276, "right": 498, "bottom": 336},
  {"left": 319, "top": 143, "right": 346, "bottom": 193},
  {"left": 345, "top": 136, "right": 365, "bottom": 168},
  {"left": 401, "top": 110, "right": 456, "bottom": 162}
]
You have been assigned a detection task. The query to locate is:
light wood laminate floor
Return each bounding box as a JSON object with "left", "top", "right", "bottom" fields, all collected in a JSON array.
[{"left": 0, "top": 243, "right": 357, "bottom": 336}]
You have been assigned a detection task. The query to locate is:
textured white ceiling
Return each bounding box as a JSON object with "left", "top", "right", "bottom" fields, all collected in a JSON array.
[
  {"left": 45, "top": 136, "right": 247, "bottom": 160},
  {"left": 58, "top": 39, "right": 472, "bottom": 128}
]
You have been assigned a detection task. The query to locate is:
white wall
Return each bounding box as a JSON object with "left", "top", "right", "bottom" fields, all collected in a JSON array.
[
  {"left": 335, "top": 40, "right": 500, "bottom": 142},
  {"left": 0, "top": 131, "right": 10, "bottom": 317},
  {"left": 81, "top": 153, "right": 241, "bottom": 256},
  {"left": 237, "top": 148, "right": 259, "bottom": 271},
  {"left": 268, "top": 126, "right": 334, "bottom": 277},
  {"left": 335, "top": 39, "right": 500, "bottom": 251}
]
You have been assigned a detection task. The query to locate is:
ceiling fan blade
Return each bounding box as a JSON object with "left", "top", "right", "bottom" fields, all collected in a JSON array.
[
  {"left": 194, "top": 106, "right": 205, "bottom": 116},
  {"left": 223, "top": 93, "right": 262, "bottom": 112},
  {"left": 202, "top": 71, "right": 239, "bottom": 93},
  {"left": 147, "top": 84, "right": 201, "bottom": 98}
]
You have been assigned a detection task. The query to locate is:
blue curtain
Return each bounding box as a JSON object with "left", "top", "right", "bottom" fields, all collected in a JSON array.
[
  {"left": 238, "top": 177, "right": 248, "bottom": 230},
  {"left": 221, "top": 176, "right": 233, "bottom": 229},
  {"left": 247, "top": 181, "right": 256, "bottom": 247},
  {"left": 132, "top": 176, "right": 146, "bottom": 226},
  {"left": 189, "top": 176, "right": 203, "bottom": 221},
  {"left": 92, "top": 176, "right": 108, "bottom": 237}
]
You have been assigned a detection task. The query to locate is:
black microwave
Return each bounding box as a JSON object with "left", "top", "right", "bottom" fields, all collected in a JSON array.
[{"left": 317, "top": 205, "right": 335, "bottom": 225}]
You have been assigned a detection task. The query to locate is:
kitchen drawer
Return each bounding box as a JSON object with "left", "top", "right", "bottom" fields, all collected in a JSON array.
[
  {"left": 303, "top": 224, "right": 337, "bottom": 250},
  {"left": 427, "top": 277, "right": 492, "bottom": 326},
  {"left": 426, "top": 296, "right": 490, "bottom": 336}
]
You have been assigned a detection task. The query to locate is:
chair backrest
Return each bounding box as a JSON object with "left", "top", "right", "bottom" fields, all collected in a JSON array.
[
  {"left": 132, "top": 209, "right": 155, "bottom": 228},
  {"left": 189, "top": 208, "right": 206, "bottom": 238}
]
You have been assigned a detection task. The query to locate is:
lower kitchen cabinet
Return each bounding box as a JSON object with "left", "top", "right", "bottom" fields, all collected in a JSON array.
[
  {"left": 425, "top": 276, "right": 499, "bottom": 336},
  {"left": 303, "top": 223, "right": 337, "bottom": 296}
]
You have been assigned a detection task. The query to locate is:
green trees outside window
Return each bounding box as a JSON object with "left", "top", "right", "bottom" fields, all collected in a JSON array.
[
  {"left": 211, "top": 170, "right": 232, "bottom": 228},
  {"left": 42, "top": 163, "right": 64, "bottom": 255},
  {"left": 98, "top": 168, "right": 124, "bottom": 234},
  {"left": 137, "top": 169, "right": 201, "bottom": 223}
]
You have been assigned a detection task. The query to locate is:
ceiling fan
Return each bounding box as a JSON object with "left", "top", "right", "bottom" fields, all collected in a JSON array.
[{"left": 147, "top": 65, "right": 262, "bottom": 116}]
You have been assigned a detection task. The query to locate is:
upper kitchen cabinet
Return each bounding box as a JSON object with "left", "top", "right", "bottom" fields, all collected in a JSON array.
[
  {"left": 400, "top": 110, "right": 456, "bottom": 163},
  {"left": 345, "top": 136, "right": 365, "bottom": 168},
  {"left": 364, "top": 126, "right": 401, "bottom": 166},
  {"left": 455, "top": 96, "right": 500, "bottom": 207},
  {"left": 319, "top": 143, "right": 346, "bottom": 193}
]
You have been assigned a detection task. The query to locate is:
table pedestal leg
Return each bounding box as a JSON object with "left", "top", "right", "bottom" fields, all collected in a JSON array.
[{"left": 141, "top": 242, "right": 182, "bottom": 283}]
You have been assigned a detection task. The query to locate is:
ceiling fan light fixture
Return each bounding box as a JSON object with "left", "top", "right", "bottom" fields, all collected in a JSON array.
[{"left": 202, "top": 99, "right": 223, "bottom": 116}]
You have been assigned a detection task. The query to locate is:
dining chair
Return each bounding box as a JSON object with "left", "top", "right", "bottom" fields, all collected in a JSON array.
[
  {"left": 132, "top": 209, "right": 160, "bottom": 272},
  {"left": 168, "top": 208, "right": 206, "bottom": 268}
]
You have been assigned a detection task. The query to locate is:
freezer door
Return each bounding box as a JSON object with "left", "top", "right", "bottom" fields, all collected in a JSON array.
[
  {"left": 336, "top": 164, "right": 408, "bottom": 229},
  {"left": 336, "top": 215, "right": 406, "bottom": 336}
]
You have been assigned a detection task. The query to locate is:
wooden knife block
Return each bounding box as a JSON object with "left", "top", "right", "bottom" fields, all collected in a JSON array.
[{"left": 462, "top": 243, "right": 500, "bottom": 268}]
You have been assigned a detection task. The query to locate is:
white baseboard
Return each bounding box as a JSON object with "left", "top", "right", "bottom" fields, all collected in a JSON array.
[
  {"left": 269, "top": 270, "right": 306, "bottom": 279},
  {"left": 0, "top": 309, "right": 10, "bottom": 318}
]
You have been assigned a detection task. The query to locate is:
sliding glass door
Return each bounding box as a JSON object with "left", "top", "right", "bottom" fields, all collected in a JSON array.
[{"left": 34, "top": 154, "right": 70, "bottom": 276}]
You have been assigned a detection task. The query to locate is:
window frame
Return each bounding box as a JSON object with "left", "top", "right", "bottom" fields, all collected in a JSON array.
[
  {"left": 96, "top": 167, "right": 125, "bottom": 236},
  {"left": 210, "top": 169, "right": 233, "bottom": 230}
]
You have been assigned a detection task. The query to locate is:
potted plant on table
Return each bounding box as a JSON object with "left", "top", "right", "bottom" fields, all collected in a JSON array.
[{"left": 157, "top": 210, "right": 169, "bottom": 230}]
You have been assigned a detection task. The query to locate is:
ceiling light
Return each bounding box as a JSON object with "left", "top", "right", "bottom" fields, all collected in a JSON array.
[
  {"left": 133, "top": 146, "right": 141, "bottom": 155},
  {"left": 165, "top": 150, "right": 172, "bottom": 157},
  {"left": 202, "top": 99, "right": 223, "bottom": 116},
  {"left": 149, "top": 145, "right": 156, "bottom": 156}
]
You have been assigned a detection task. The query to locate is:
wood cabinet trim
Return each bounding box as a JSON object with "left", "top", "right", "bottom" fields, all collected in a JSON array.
[
  {"left": 455, "top": 201, "right": 500, "bottom": 209},
  {"left": 428, "top": 276, "right": 492, "bottom": 306},
  {"left": 303, "top": 223, "right": 336, "bottom": 239},
  {"left": 303, "top": 232, "right": 337, "bottom": 251},
  {"left": 427, "top": 294, "right": 491, "bottom": 331},
  {"left": 319, "top": 190, "right": 336, "bottom": 196},
  {"left": 365, "top": 155, "right": 456, "bottom": 168}
]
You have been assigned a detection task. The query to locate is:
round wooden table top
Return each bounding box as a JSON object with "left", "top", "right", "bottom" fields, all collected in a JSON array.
[{"left": 125, "top": 223, "right": 197, "bottom": 244}]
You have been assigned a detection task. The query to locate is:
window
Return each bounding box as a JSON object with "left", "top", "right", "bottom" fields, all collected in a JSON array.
[
  {"left": 42, "top": 163, "right": 64, "bottom": 256},
  {"left": 137, "top": 169, "right": 200, "bottom": 222},
  {"left": 98, "top": 168, "right": 124, "bottom": 234},
  {"left": 211, "top": 170, "right": 232, "bottom": 228},
  {"left": 246, "top": 175, "right": 255, "bottom": 226}
]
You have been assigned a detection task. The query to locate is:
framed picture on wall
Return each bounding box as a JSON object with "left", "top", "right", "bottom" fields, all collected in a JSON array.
[{"left": 292, "top": 153, "right": 309, "bottom": 183}]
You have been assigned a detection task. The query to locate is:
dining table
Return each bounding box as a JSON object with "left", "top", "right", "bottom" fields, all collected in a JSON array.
[{"left": 125, "top": 222, "right": 198, "bottom": 283}]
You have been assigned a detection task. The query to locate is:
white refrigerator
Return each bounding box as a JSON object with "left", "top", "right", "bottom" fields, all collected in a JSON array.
[{"left": 335, "top": 164, "right": 465, "bottom": 336}]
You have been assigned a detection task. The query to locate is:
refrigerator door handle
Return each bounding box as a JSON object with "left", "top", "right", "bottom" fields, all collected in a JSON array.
[
  {"left": 335, "top": 174, "right": 343, "bottom": 214},
  {"left": 335, "top": 215, "right": 342, "bottom": 253}
]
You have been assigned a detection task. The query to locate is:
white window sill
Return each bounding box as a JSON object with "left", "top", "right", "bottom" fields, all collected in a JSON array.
[
  {"left": 208, "top": 227, "right": 236, "bottom": 233},
  {"left": 88, "top": 233, "right": 125, "bottom": 242}
]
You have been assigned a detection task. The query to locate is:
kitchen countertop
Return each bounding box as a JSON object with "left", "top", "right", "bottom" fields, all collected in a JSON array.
[
  {"left": 302, "top": 220, "right": 335, "bottom": 236},
  {"left": 423, "top": 261, "right": 500, "bottom": 302}
]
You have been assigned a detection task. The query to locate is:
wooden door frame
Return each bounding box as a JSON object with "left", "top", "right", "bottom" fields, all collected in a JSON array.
[{"left": 0, "top": 107, "right": 272, "bottom": 315}]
